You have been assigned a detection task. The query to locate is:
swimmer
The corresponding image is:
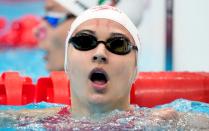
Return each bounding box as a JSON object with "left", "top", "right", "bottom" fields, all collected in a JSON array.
[
  {"left": 35, "top": 0, "right": 146, "bottom": 71},
  {"left": 65, "top": 5, "right": 140, "bottom": 117},
  {"left": 63, "top": 5, "right": 182, "bottom": 121},
  {"left": 6, "top": 5, "right": 176, "bottom": 120},
  {"left": 2, "top": 5, "right": 208, "bottom": 130},
  {"left": 35, "top": 0, "right": 76, "bottom": 71}
]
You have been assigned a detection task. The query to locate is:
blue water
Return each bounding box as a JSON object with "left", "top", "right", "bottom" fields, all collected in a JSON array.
[
  {"left": 157, "top": 99, "right": 209, "bottom": 114},
  {"left": 0, "top": 48, "right": 49, "bottom": 81},
  {"left": 0, "top": 1, "right": 47, "bottom": 81},
  {"left": 0, "top": 99, "right": 208, "bottom": 114},
  {"left": 0, "top": 1, "right": 44, "bottom": 21},
  {"left": 0, "top": 101, "right": 64, "bottom": 111}
]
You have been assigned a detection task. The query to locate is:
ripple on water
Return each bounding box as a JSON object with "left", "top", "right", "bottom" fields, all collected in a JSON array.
[{"left": 0, "top": 99, "right": 209, "bottom": 130}]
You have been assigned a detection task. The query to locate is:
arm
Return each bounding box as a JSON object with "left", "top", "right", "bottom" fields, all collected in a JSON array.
[
  {"left": 178, "top": 112, "right": 209, "bottom": 129},
  {"left": 15, "top": 107, "right": 62, "bottom": 118},
  {"left": 151, "top": 108, "right": 179, "bottom": 121},
  {"left": 151, "top": 108, "right": 209, "bottom": 129},
  {"left": 1, "top": 107, "right": 62, "bottom": 121}
]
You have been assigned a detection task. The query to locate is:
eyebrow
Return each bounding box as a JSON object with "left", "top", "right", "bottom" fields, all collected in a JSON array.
[
  {"left": 75, "top": 29, "right": 96, "bottom": 35},
  {"left": 110, "top": 32, "right": 130, "bottom": 41}
]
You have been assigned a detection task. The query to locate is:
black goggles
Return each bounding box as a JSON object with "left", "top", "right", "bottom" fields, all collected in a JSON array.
[{"left": 69, "top": 33, "right": 138, "bottom": 55}]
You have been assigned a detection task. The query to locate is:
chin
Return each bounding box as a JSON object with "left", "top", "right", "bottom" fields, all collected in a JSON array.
[{"left": 88, "top": 93, "right": 110, "bottom": 105}]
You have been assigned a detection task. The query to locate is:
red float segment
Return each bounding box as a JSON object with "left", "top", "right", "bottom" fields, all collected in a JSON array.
[
  {"left": 51, "top": 72, "right": 70, "bottom": 105},
  {"left": 0, "top": 71, "right": 209, "bottom": 106},
  {"left": 200, "top": 72, "right": 209, "bottom": 103},
  {"left": 0, "top": 17, "right": 6, "bottom": 29},
  {"left": 22, "top": 76, "right": 36, "bottom": 105},
  {"left": 36, "top": 71, "right": 70, "bottom": 105},
  {"left": 2, "top": 72, "right": 23, "bottom": 105},
  {"left": 17, "top": 15, "right": 40, "bottom": 47},
  {"left": 133, "top": 72, "right": 209, "bottom": 107},
  {"left": 130, "top": 83, "right": 135, "bottom": 104},
  {"left": 0, "top": 76, "right": 6, "bottom": 104},
  {"left": 35, "top": 77, "right": 51, "bottom": 103},
  {"left": 0, "top": 72, "right": 35, "bottom": 105},
  {"left": 0, "top": 15, "right": 40, "bottom": 48}
]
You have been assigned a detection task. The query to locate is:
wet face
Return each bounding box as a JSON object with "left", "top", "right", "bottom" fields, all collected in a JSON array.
[
  {"left": 67, "top": 19, "right": 137, "bottom": 112},
  {"left": 35, "top": 0, "right": 75, "bottom": 71}
]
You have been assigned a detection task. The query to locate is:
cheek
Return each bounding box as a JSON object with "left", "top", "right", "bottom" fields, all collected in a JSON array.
[
  {"left": 112, "top": 55, "right": 135, "bottom": 76},
  {"left": 67, "top": 48, "right": 88, "bottom": 94},
  {"left": 67, "top": 47, "right": 92, "bottom": 81},
  {"left": 110, "top": 55, "right": 136, "bottom": 88},
  {"left": 67, "top": 48, "right": 84, "bottom": 75}
]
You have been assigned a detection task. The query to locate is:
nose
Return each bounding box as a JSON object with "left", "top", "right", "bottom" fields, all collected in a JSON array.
[{"left": 92, "top": 44, "right": 108, "bottom": 64}]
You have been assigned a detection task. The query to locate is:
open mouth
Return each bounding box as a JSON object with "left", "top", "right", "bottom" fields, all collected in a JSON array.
[{"left": 89, "top": 68, "right": 109, "bottom": 90}]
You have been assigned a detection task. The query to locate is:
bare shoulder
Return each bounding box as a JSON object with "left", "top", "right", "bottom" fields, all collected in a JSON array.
[
  {"left": 179, "top": 112, "right": 209, "bottom": 129},
  {"left": 151, "top": 108, "right": 209, "bottom": 129},
  {"left": 18, "top": 107, "right": 62, "bottom": 116},
  {"left": 151, "top": 108, "right": 179, "bottom": 120},
  {"left": 1, "top": 107, "right": 63, "bottom": 119}
]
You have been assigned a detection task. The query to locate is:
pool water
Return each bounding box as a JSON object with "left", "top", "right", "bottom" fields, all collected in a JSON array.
[
  {"left": 0, "top": 1, "right": 46, "bottom": 81},
  {"left": 0, "top": 48, "right": 49, "bottom": 81},
  {"left": 0, "top": 1, "right": 44, "bottom": 21},
  {"left": 0, "top": 99, "right": 208, "bottom": 130}
]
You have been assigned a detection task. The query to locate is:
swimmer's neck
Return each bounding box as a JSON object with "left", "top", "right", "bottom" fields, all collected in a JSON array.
[{"left": 70, "top": 98, "right": 130, "bottom": 118}]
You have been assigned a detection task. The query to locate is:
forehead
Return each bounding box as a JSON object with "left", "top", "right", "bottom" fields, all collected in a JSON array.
[{"left": 73, "top": 18, "right": 134, "bottom": 43}]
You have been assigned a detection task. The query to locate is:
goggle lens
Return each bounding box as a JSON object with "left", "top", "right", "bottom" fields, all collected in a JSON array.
[
  {"left": 43, "top": 16, "right": 60, "bottom": 28},
  {"left": 69, "top": 33, "right": 137, "bottom": 55},
  {"left": 43, "top": 12, "right": 75, "bottom": 28}
]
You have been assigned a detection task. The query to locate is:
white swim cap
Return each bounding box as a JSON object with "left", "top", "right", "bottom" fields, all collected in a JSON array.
[
  {"left": 54, "top": 0, "right": 98, "bottom": 16},
  {"left": 54, "top": 0, "right": 146, "bottom": 26},
  {"left": 64, "top": 5, "right": 140, "bottom": 71}
]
